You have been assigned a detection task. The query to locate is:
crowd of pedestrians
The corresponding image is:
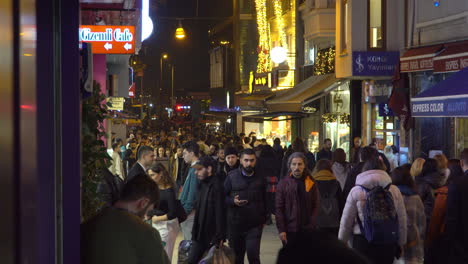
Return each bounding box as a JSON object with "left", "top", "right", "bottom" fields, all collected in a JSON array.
[{"left": 82, "top": 126, "right": 468, "bottom": 264}]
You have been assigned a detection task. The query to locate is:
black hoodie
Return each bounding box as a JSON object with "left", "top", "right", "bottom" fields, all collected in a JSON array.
[{"left": 416, "top": 171, "right": 445, "bottom": 225}]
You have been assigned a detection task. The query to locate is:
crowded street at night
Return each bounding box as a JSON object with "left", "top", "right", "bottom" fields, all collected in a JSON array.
[{"left": 2, "top": 0, "right": 468, "bottom": 264}]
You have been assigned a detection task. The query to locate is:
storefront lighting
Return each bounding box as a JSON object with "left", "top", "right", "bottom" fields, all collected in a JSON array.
[
  {"left": 271, "top": 46, "right": 288, "bottom": 64},
  {"left": 433, "top": 0, "right": 440, "bottom": 7}
]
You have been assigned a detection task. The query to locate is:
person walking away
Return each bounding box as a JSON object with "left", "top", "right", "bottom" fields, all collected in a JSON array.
[
  {"left": 147, "top": 163, "right": 180, "bottom": 262},
  {"left": 316, "top": 138, "right": 333, "bottom": 161},
  {"left": 243, "top": 137, "right": 253, "bottom": 149},
  {"left": 224, "top": 149, "right": 267, "bottom": 264},
  {"left": 384, "top": 145, "right": 398, "bottom": 172},
  {"left": 445, "top": 148, "right": 468, "bottom": 263},
  {"left": 273, "top": 138, "right": 284, "bottom": 162},
  {"left": 126, "top": 146, "right": 155, "bottom": 182},
  {"left": 410, "top": 158, "right": 425, "bottom": 179},
  {"left": 433, "top": 154, "right": 450, "bottom": 185},
  {"left": 338, "top": 158, "right": 407, "bottom": 264},
  {"left": 391, "top": 166, "right": 426, "bottom": 264},
  {"left": 342, "top": 147, "right": 378, "bottom": 201},
  {"left": 415, "top": 158, "right": 445, "bottom": 228},
  {"left": 312, "top": 159, "right": 343, "bottom": 236},
  {"left": 109, "top": 142, "right": 125, "bottom": 181},
  {"left": 188, "top": 156, "right": 227, "bottom": 264},
  {"left": 350, "top": 137, "right": 362, "bottom": 165},
  {"left": 81, "top": 174, "right": 170, "bottom": 264},
  {"left": 425, "top": 159, "right": 465, "bottom": 258},
  {"left": 332, "top": 148, "right": 351, "bottom": 191},
  {"left": 180, "top": 141, "right": 201, "bottom": 240},
  {"left": 258, "top": 145, "right": 281, "bottom": 225},
  {"left": 276, "top": 152, "right": 320, "bottom": 247}
]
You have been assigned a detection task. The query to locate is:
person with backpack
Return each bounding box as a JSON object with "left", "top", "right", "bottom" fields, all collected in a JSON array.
[
  {"left": 391, "top": 166, "right": 426, "bottom": 264},
  {"left": 312, "top": 159, "right": 343, "bottom": 236},
  {"left": 338, "top": 158, "right": 407, "bottom": 264},
  {"left": 276, "top": 152, "right": 320, "bottom": 246}
]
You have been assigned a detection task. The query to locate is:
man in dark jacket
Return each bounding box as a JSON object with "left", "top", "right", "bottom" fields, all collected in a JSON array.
[
  {"left": 316, "top": 138, "right": 333, "bottom": 161},
  {"left": 276, "top": 152, "right": 320, "bottom": 246},
  {"left": 223, "top": 147, "right": 240, "bottom": 175},
  {"left": 188, "top": 156, "right": 226, "bottom": 264},
  {"left": 126, "top": 146, "right": 155, "bottom": 183},
  {"left": 224, "top": 149, "right": 267, "bottom": 264},
  {"left": 445, "top": 148, "right": 468, "bottom": 261}
]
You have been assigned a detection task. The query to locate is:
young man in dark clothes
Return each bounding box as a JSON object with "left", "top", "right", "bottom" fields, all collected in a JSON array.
[
  {"left": 188, "top": 156, "right": 226, "bottom": 264},
  {"left": 224, "top": 149, "right": 267, "bottom": 264},
  {"left": 316, "top": 138, "right": 333, "bottom": 161}
]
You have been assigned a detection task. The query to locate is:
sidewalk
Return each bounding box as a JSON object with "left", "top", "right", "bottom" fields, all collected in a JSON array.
[{"left": 171, "top": 222, "right": 282, "bottom": 263}]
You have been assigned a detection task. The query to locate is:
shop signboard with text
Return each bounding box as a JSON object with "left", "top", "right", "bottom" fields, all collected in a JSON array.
[
  {"left": 353, "top": 51, "right": 399, "bottom": 76},
  {"left": 79, "top": 25, "right": 135, "bottom": 54}
]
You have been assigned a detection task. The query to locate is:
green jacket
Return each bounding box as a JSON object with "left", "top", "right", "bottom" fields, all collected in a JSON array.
[{"left": 81, "top": 207, "right": 170, "bottom": 264}]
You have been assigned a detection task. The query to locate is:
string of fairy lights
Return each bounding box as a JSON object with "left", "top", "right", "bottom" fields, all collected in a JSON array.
[{"left": 254, "top": 0, "right": 271, "bottom": 73}]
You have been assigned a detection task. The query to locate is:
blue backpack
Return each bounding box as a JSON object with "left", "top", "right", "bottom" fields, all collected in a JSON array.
[{"left": 357, "top": 184, "right": 399, "bottom": 245}]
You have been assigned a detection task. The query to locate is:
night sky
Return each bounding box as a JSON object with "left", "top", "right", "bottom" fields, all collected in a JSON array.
[{"left": 141, "top": 0, "right": 232, "bottom": 96}]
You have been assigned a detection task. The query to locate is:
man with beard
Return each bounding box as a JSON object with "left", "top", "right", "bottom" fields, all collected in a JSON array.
[
  {"left": 276, "top": 152, "right": 320, "bottom": 246},
  {"left": 188, "top": 156, "right": 226, "bottom": 264},
  {"left": 224, "top": 149, "right": 267, "bottom": 264},
  {"left": 81, "top": 174, "right": 170, "bottom": 264},
  {"left": 223, "top": 147, "right": 240, "bottom": 175}
]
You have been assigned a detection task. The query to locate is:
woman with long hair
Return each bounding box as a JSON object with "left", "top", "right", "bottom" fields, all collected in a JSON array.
[
  {"left": 331, "top": 148, "right": 350, "bottom": 190},
  {"left": 392, "top": 166, "right": 426, "bottom": 264},
  {"left": 147, "top": 163, "right": 179, "bottom": 262},
  {"left": 339, "top": 158, "right": 407, "bottom": 264},
  {"left": 410, "top": 158, "right": 425, "bottom": 179}
]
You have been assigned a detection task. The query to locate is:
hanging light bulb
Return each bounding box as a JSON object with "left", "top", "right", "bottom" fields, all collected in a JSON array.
[{"left": 175, "top": 20, "right": 186, "bottom": 40}]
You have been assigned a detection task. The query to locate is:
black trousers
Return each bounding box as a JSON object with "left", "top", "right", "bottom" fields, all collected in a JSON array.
[
  {"left": 229, "top": 225, "right": 263, "bottom": 264},
  {"left": 353, "top": 235, "right": 397, "bottom": 264},
  {"left": 188, "top": 240, "right": 211, "bottom": 264}
]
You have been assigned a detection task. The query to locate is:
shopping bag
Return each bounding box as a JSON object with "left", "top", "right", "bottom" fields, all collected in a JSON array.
[
  {"left": 198, "top": 244, "right": 235, "bottom": 264},
  {"left": 178, "top": 240, "right": 193, "bottom": 264}
]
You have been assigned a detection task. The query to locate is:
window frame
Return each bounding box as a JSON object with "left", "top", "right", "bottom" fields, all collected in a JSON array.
[{"left": 367, "top": 0, "right": 387, "bottom": 51}]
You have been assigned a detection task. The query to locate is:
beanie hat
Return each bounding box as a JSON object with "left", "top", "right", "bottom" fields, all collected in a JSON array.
[{"left": 224, "top": 147, "right": 238, "bottom": 157}]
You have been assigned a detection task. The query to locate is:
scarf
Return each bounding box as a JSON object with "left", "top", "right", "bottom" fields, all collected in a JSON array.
[
  {"left": 291, "top": 172, "right": 315, "bottom": 192},
  {"left": 312, "top": 170, "right": 336, "bottom": 181}
]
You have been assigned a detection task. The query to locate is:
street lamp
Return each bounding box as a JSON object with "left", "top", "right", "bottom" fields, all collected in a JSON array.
[{"left": 175, "top": 20, "right": 186, "bottom": 40}]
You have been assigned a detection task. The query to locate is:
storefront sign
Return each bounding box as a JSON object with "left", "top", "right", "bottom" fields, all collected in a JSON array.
[
  {"left": 434, "top": 53, "right": 468, "bottom": 73},
  {"left": 378, "top": 103, "right": 394, "bottom": 116},
  {"left": 400, "top": 56, "right": 434, "bottom": 72},
  {"left": 79, "top": 25, "right": 135, "bottom": 54},
  {"left": 353, "top": 51, "right": 400, "bottom": 76},
  {"left": 253, "top": 72, "right": 271, "bottom": 91},
  {"left": 107, "top": 97, "right": 125, "bottom": 111},
  {"left": 411, "top": 97, "right": 468, "bottom": 117}
]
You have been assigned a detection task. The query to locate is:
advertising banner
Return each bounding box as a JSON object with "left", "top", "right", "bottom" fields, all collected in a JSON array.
[
  {"left": 79, "top": 25, "right": 135, "bottom": 54},
  {"left": 352, "top": 51, "right": 400, "bottom": 76}
]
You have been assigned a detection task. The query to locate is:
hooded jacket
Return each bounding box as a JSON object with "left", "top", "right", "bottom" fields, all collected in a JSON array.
[
  {"left": 415, "top": 171, "right": 445, "bottom": 225},
  {"left": 313, "top": 170, "right": 344, "bottom": 228},
  {"left": 338, "top": 169, "right": 407, "bottom": 247}
]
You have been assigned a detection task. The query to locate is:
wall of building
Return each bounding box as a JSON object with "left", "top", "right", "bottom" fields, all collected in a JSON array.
[
  {"left": 412, "top": 1, "right": 468, "bottom": 46},
  {"left": 107, "top": 54, "right": 131, "bottom": 97}
]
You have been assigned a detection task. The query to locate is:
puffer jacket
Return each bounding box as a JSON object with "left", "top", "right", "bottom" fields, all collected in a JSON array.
[
  {"left": 397, "top": 185, "right": 426, "bottom": 263},
  {"left": 415, "top": 171, "right": 445, "bottom": 226},
  {"left": 338, "top": 169, "right": 407, "bottom": 247}
]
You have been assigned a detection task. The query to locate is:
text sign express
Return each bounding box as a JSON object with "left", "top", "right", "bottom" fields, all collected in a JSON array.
[{"left": 79, "top": 25, "right": 135, "bottom": 54}]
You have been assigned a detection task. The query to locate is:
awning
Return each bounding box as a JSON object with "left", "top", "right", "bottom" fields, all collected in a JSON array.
[
  {"left": 411, "top": 67, "right": 468, "bottom": 117},
  {"left": 241, "top": 93, "right": 275, "bottom": 101},
  {"left": 434, "top": 40, "right": 468, "bottom": 73},
  {"left": 266, "top": 74, "right": 337, "bottom": 112},
  {"left": 400, "top": 44, "right": 444, "bottom": 73},
  {"left": 244, "top": 112, "right": 307, "bottom": 121}
]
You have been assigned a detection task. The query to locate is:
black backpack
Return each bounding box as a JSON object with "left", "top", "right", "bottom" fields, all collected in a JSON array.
[{"left": 316, "top": 181, "right": 341, "bottom": 228}]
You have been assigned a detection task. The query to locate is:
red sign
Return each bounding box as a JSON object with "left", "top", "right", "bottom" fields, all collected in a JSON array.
[
  {"left": 129, "top": 83, "right": 136, "bottom": 98},
  {"left": 79, "top": 25, "right": 135, "bottom": 54},
  {"left": 400, "top": 56, "right": 434, "bottom": 72},
  {"left": 434, "top": 55, "right": 468, "bottom": 73}
]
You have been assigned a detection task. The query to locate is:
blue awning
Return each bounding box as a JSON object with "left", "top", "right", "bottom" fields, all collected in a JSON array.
[{"left": 411, "top": 67, "right": 468, "bottom": 117}]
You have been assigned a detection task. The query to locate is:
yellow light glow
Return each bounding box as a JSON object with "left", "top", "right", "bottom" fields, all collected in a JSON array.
[
  {"left": 162, "top": 54, "right": 168, "bottom": 59},
  {"left": 175, "top": 27, "right": 186, "bottom": 39},
  {"left": 255, "top": 0, "right": 271, "bottom": 73},
  {"left": 23, "top": 53, "right": 33, "bottom": 57}
]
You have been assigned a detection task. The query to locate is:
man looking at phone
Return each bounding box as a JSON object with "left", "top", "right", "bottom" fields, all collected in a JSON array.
[{"left": 224, "top": 149, "right": 268, "bottom": 264}]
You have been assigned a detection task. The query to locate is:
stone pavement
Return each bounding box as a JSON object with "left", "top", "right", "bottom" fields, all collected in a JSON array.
[{"left": 171, "top": 222, "right": 282, "bottom": 264}]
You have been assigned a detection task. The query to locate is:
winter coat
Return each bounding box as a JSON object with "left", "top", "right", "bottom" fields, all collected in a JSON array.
[
  {"left": 332, "top": 162, "right": 350, "bottom": 190},
  {"left": 426, "top": 186, "right": 448, "bottom": 249},
  {"left": 415, "top": 171, "right": 445, "bottom": 226},
  {"left": 192, "top": 174, "right": 226, "bottom": 245},
  {"left": 397, "top": 185, "right": 426, "bottom": 263},
  {"left": 313, "top": 170, "right": 344, "bottom": 228},
  {"left": 338, "top": 169, "right": 407, "bottom": 247},
  {"left": 258, "top": 156, "right": 281, "bottom": 193},
  {"left": 275, "top": 173, "right": 320, "bottom": 233},
  {"left": 446, "top": 171, "right": 468, "bottom": 256},
  {"left": 316, "top": 148, "right": 332, "bottom": 161},
  {"left": 342, "top": 162, "right": 365, "bottom": 202}
]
